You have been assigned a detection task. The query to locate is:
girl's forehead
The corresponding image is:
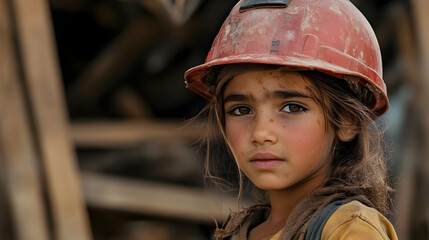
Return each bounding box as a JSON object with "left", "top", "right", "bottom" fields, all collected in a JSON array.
[{"left": 224, "top": 69, "right": 314, "bottom": 94}]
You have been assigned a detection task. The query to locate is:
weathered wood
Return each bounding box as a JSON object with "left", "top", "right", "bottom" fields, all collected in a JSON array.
[
  {"left": 11, "top": 0, "right": 92, "bottom": 239},
  {"left": 112, "top": 87, "right": 152, "bottom": 118},
  {"left": 413, "top": 0, "right": 429, "bottom": 79},
  {"left": 159, "top": 0, "right": 202, "bottom": 25},
  {"left": 138, "top": 0, "right": 202, "bottom": 25},
  {"left": 0, "top": 0, "right": 50, "bottom": 239},
  {"left": 137, "top": 0, "right": 169, "bottom": 22},
  {"left": 0, "top": 183, "right": 14, "bottom": 239},
  {"left": 82, "top": 172, "right": 239, "bottom": 223},
  {"left": 395, "top": 1, "right": 429, "bottom": 239},
  {"left": 71, "top": 120, "right": 204, "bottom": 148},
  {"left": 67, "top": 16, "right": 163, "bottom": 114},
  {"left": 49, "top": 0, "right": 88, "bottom": 11},
  {"left": 412, "top": 0, "right": 429, "bottom": 238},
  {"left": 392, "top": 11, "right": 418, "bottom": 240}
]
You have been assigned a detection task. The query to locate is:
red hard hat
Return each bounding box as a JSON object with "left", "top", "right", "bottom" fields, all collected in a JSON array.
[{"left": 184, "top": 0, "right": 389, "bottom": 115}]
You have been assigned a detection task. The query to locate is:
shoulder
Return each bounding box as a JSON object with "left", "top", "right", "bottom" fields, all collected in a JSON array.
[{"left": 321, "top": 201, "right": 398, "bottom": 240}]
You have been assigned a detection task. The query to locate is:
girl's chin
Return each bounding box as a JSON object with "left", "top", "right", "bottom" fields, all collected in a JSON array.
[
  {"left": 257, "top": 187, "right": 289, "bottom": 192},
  {"left": 253, "top": 181, "right": 291, "bottom": 191}
]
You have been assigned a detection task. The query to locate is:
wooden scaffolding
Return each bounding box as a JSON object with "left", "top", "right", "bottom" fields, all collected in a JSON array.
[
  {"left": 0, "top": 0, "right": 237, "bottom": 239},
  {"left": 0, "top": 0, "right": 429, "bottom": 239}
]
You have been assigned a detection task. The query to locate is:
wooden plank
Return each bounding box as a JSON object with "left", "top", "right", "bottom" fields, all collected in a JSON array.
[
  {"left": 50, "top": 0, "right": 88, "bottom": 11},
  {"left": 412, "top": 0, "right": 429, "bottom": 237},
  {"left": 0, "top": 0, "right": 50, "bottom": 239},
  {"left": 67, "top": 16, "right": 163, "bottom": 114},
  {"left": 71, "top": 121, "right": 204, "bottom": 148},
  {"left": 396, "top": 1, "right": 429, "bottom": 239},
  {"left": 0, "top": 183, "right": 14, "bottom": 239},
  {"left": 11, "top": 0, "right": 92, "bottom": 239},
  {"left": 395, "top": 10, "right": 419, "bottom": 85},
  {"left": 82, "top": 172, "right": 240, "bottom": 223},
  {"left": 137, "top": 0, "right": 168, "bottom": 21},
  {"left": 159, "top": 0, "right": 202, "bottom": 25},
  {"left": 413, "top": 0, "right": 429, "bottom": 78},
  {"left": 392, "top": 12, "right": 417, "bottom": 240},
  {"left": 138, "top": 0, "right": 202, "bottom": 25}
]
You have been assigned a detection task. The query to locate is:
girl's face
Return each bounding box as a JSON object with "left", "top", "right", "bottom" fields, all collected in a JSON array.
[{"left": 223, "top": 70, "right": 335, "bottom": 192}]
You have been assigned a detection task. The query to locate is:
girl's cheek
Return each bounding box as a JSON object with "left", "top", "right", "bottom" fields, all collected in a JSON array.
[
  {"left": 284, "top": 121, "right": 321, "bottom": 147},
  {"left": 226, "top": 122, "right": 246, "bottom": 150}
]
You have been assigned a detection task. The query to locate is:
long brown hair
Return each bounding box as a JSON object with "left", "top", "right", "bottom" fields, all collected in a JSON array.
[{"left": 199, "top": 67, "right": 391, "bottom": 214}]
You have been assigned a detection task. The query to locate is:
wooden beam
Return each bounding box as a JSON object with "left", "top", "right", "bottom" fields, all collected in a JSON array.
[
  {"left": 413, "top": 0, "right": 429, "bottom": 156},
  {"left": 412, "top": 0, "right": 429, "bottom": 237},
  {"left": 82, "top": 172, "right": 239, "bottom": 223},
  {"left": 413, "top": 0, "right": 429, "bottom": 79},
  {"left": 392, "top": 11, "right": 418, "bottom": 240},
  {"left": 395, "top": 11, "right": 419, "bottom": 86},
  {"left": 11, "top": 0, "right": 92, "bottom": 239},
  {"left": 49, "top": 0, "right": 89, "bottom": 11},
  {"left": 67, "top": 16, "right": 163, "bottom": 114},
  {"left": 137, "top": 0, "right": 202, "bottom": 25},
  {"left": 71, "top": 121, "right": 204, "bottom": 148},
  {"left": 396, "top": 1, "right": 429, "bottom": 239},
  {"left": 159, "top": 0, "right": 202, "bottom": 25},
  {"left": 0, "top": 1, "right": 50, "bottom": 239},
  {"left": 0, "top": 184, "right": 14, "bottom": 239}
]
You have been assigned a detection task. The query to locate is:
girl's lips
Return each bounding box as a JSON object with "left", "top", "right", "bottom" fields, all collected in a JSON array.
[
  {"left": 250, "top": 153, "right": 284, "bottom": 170},
  {"left": 251, "top": 160, "right": 283, "bottom": 170},
  {"left": 251, "top": 152, "right": 282, "bottom": 161}
]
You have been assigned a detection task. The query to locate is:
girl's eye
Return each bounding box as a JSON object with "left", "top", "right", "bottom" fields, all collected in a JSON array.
[
  {"left": 282, "top": 103, "right": 306, "bottom": 113},
  {"left": 228, "top": 106, "right": 253, "bottom": 116}
]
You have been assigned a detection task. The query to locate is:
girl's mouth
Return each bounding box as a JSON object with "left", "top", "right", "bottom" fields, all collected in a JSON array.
[
  {"left": 251, "top": 159, "right": 284, "bottom": 170},
  {"left": 250, "top": 153, "right": 284, "bottom": 170}
]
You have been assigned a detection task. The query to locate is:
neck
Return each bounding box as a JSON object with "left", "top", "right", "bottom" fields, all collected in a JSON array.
[
  {"left": 267, "top": 190, "right": 303, "bottom": 225},
  {"left": 267, "top": 173, "right": 328, "bottom": 225}
]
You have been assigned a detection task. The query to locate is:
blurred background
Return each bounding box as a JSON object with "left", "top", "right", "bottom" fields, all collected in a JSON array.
[{"left": 0, "top": 0, "right": 428, "bottom": 239}]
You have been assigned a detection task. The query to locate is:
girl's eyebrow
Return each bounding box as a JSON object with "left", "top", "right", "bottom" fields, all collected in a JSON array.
[
  {"left": 223, "top": 90, "right": 312, "bottom": 103},
  {"left": 224, "top": 94, "right": 250, "bottom": 103},
  {"left": 270, "top": 90, "right": 312, "bottom": 100}
]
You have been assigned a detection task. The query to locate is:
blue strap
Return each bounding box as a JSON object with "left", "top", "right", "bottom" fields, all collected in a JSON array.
[{"left": 305, "top": 201, "right": 343, "bottom": 240}]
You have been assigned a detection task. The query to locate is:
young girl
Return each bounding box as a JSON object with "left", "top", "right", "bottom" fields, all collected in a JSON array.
[{"left": 185, "top": 0, "right": 398, "bottom": 239}]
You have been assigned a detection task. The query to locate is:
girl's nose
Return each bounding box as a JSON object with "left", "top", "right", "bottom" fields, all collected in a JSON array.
[{"left": 250, "top": 115, "right": 278, "bottom": 145}]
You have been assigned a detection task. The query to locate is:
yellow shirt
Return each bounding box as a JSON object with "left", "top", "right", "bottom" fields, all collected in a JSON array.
[
  {"left": 322, "top": 201, "right": 398, "bottom": 240},
  {"left": 270, "top": 201, "right": 397, "bottom": 240},
  {"left": 270, "top": 228, "right": 284, "bottom": 240}
]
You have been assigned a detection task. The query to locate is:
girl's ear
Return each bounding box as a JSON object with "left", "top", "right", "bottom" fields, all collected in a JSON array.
[{"left": 337, "top": 117, "right": 358, "bottom": 142}]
